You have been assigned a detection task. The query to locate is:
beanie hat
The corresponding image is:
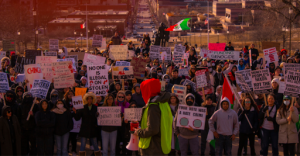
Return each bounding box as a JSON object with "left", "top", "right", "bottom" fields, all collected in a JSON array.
[{"left": 23, "top": 92, "right": 33, "bottom": 99}]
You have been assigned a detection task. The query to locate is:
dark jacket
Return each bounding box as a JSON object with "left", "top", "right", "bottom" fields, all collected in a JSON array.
[
  {"left": 110, "top": 36, "right": 122, "bottom": 45},
  {"left": 213, "top": 72, "right": 224, "bottom": 89},
  {"left": 201, "top": 102, "right": 217, "bottom": 131},
  {"left": 0, "top": 106, "right": 21, "bottom": 155},
  {"left": 0, "top": 90, "right": 18, "bottom": 116},
  {"left": 74, "top": 104, "right": 98, "bottom": 138},
  {"left": 35, "top": 101, "right": 56, "bottom": 138},
  {"left": 170, "top": 77, "right": 182, "bottom": 85},
  {"left": 270, "top": 88, "right": 283, "bottom": 107},
  {"left": 238, "top": 107, "right": 258, "bottom": 133},
  {"left": 258, "top": 104, "right": 279, "bottom": 131},
  {"left": 52, "top": 109, "right": 73, "bottom": 136},
  {"left": 132, "top": 92, "right": 146, "bottom": 108},
  {"left": 16, "top": 99, "right": 39, "bottom": 130}
]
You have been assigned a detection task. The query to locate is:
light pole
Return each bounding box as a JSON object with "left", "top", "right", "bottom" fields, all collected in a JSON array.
[
  {"left": 194, "top": 26, "right": 196, "bottom": 47},
  {"left": 81, "top": 33, "right": 83, "bottom": 49},
  {"left": 227, "top": 30, "right": 229, "bottom": 42},
  {"left": 200, "top": 28, "right": 202, "bottom": 47},
  {"left": 217, "top": 31, "right": 219, "bottom": 43},
  {"left": 35, "top": 30, "right": 39, "bottom": 49},
  {"left": 33, "top": 9, "right": 37, "bottom": 49},
  {"left": 289, "top": 7, "right": 292, "bottom": 55},
  {"left": 17, "top": 31, "right": 20, "bottom": 53},
  {"left": 74, "top": 31, "right": 77, "bottom": 47}
]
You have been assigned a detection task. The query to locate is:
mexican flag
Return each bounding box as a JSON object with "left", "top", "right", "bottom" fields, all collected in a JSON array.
[{"left": 165, "top": 18, "right": 191, "bottom": 31}]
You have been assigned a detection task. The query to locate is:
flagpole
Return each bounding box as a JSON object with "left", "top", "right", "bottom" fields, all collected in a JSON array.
[
  {"left": 86, "top": 1, "right": 88, "bottom": 52},
  {"left": 207, "top": 1, "right": 209, "bottom": 49}
]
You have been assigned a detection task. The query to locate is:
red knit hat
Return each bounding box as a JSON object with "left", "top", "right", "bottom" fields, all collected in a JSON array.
[{"left": 140, "top": 78, "right": 161, "bottom": 104}]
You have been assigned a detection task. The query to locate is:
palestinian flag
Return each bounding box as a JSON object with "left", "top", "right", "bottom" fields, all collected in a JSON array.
[
  {"left": 207, "top": 129, "right": 215, "bottom": 148},
  {"left": 222, "top": 75, "right": 235, "bottom": 109},
  {"left": 165, "top": 18, "right": 191, "bottom": 31}
]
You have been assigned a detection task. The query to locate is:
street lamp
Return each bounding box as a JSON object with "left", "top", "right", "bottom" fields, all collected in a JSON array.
[
  {"left": 200, "top": 28, "right": 202, "bottom": 47},
  {"left": 33, "top": 9, "right": 37, "bottom": 49},
  {"left": 17, "top": 31, "right": 21, "bottom": 52},
  {"left": 194, "top": 26, "right": 196, "bottom": 47},
  {"left": 81, "top": 33, "right": 83, "bottom": 49},
  {"left": 74, "top": 31, "right": 77, "bottom": 47},
  {"left": 289, "top": 7, "right": 292, "bottom": 55},
  {"left": 35, "top": 30, "right": 39, "bottom": 49},
  {"left": 217, "top": 31, "right": 219, "bottom": 43}
]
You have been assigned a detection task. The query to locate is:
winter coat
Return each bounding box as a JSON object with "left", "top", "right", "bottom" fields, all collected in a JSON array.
[
  {"left": 52, "top": 109, "right": 73, "bottom": 136},
  {"left": 16, "top": 101, "right": 39, "bottom": 131},
  {"left": 115, "top": 101, "right": 130, "bottom": 114},
  {"left": 237, "top": 106, "right": 258, "bottom": 134},
  {"left": 213, "top": 72, "right": 224, "bottom": 89},
  {"left": 202, "top": 102, "right": 217, "bottom": 131},
  {"left": 170, "top": 77, "right": 182, "bottom": 85},
  {"left": 110, "top": 36, "right": 122, "bottom": 45},
  {"left": 132, "top": 92, "right": 146, "bottom": 108},
  {"left": 35, "top": 105, "right": 56, "bottom": 138},
  {"left": 276, "top": 106, "right": 299, "bottom": 143},
  {"left": 258, "top": 104, "right": 279, "bottom": 131},
  {"left": 270, "top": 89, "right": 283, "bottom": 107},
  {"left": 74, "top": 104, "right": 98, "bottom": 138}
]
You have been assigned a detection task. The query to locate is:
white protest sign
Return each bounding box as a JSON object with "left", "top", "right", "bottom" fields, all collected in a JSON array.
[
  {"left": 235, "top": 69, "right": 253, "bottom": 89},
  {"left": 278, "top": 80, "right": 286, "bottom": 94},
  {"left": 284, "top": 70, "right": 300, "bottom": 97},
  {"left": 83, "top": 53, "right": 106, "bottom": 66},
  {"left": 57, "top": 58, "right": 76, "bottom": 72},
  {"left": 128, "top": 50, "right": 135, "bottom": 59},
  {"left": 97, "top": 106, "right": 122, "bottom": 126},
  {"left": 70, "top": 118, "right": 81, "bottom": 133},
  {"left": 251, "top": 69, "right": 272, "bottom": 94},
  {"left": 179, "top": 68, "right": 189, "bottom": 76},
  {"left": 65, "top": 55, "right": 78, "bottom": 68},
  {"left": 161, "top": 52, "right": 167, "bottom": 61},
  {"left": 182, "top": 53, "right": 189, "bottom": 66},
  {"left": 173, "top": 45, "right": 185, "bottom": 64},
  {"left": 44, "top": 52, "right": 57, "bottom": 56},
  {"left": 0, "top": 51, "right": 6, "bottom": 69},
  {"left": 159, "top": 47, "right": 171, "bottom": 62},
  {"left": 72, "top": 95, "right": 84, "bottom": 109},
  {"left": 0, "top": 73, "right": 9, "bottom": 93},
  {"left": 52, "top": 61, "right": 75, "bottom": 89},
  {"left": 124, "top": 108, "right": 143, "bottom": 121},
  {"left": 116, "top": 61, "right": 131, "bottom": 66},
  {"left": 176, "top": 105, "right": 207, "bottom": 130},
  {"left": 174, "top": 85, "right": 187, "bottom": 104},
  {"left": 149, "top": 45, "right": 160, "bottom": 61},
  {"left": 161, "top": 81, "right": 166, "bottom": 91},
  {"left": 200, "top": 49, "right": 240, "bottom": 60},
  {"left": 112, "top": 66, "right": 134, "bottom": 80},
  {"left": 87, "top": 65, "right": 109, "bottom": 96},
  {"left": 30, "top": 79, "right": 51, "bottom": 99},
  {"left": 49, "top": 39, "right": 59, "bottom": 51},
  {"left": 109, "top": 45, "right": 128, "bottom": 60},
  {"left": 92, "top": 35, "right": 103, "bottom": 47},
  {"left": 24, "top": 64, "right": 43, "bottom": 91},
  {"left": 36, "top": 56, "right": 57, "bottom": 82},
  {"left": 195, "top": 70, "right": 207, "bottom": 89},
  {"left": 15, "top": 74, "right": 25, "bottom": 83},
  {"left": 263, "top": 47, "right": 279, "bottom": 67},
  {"left": 283, "top": 63, "right": 300, "bottom": 75},
  {"left": 235, "top": 73, "right": 252, "bottom": 93}
]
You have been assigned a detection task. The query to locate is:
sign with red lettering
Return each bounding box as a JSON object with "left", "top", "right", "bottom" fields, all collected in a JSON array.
[
  {"left": 24, "top": 64, "right": 43, "bottom": 91},
  {"left": 52, "top": 61, "right": 75, "bottom": 89},
  {"left": 263, "top": 47, "right": 279, "bottom": 67},
  {"left": 36, "top": 56, "right": 57, "bottom": 82},
  {"left": 195, "top": 69, "right": 207, "bottom": 89}
]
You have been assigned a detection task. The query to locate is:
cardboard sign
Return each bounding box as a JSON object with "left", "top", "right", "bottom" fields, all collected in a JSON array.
[
  {"left": 72, "top": 95, "right": 84, "bottom": 109},
  {"left": 57, "top": 58, "right": 76, "bottom": 72},
  {"left": 124, "top": 108, "right": 143, "bottom": 121},
  {"left": 52, "top": 61, "right": 75, "bottom": 89},
  {"left": 49, "top": 39, "right": 59, "bottom": 51},
  {"left": 83, "top": 53, "right": 106, "bottom": 66},
  {"left": 200, "top": 49, "right": 240, "bottom": 60},
  {"left": 24, "top": 64, "right": 43, "bottom": 91},
  {"left": 97, "top": 107, "right": 122, "bottom": 126},
  {"left": 36, "top": 56, "right": 57, "bottom": 82},
  {"left": 15, "top": 74, "right": 25, "bottom": 83},
  {"left": 195, "top": 70, "right": 207, "bottom": 89},
  {"left": 116, "top": 61, "right": 130, "bottom": 66},
  {"left": 179, "top": 68, "right": 189, "bottom": 76},
  {"left": 75, "top": 87, "right": 87, "bottom": 98},
  {"left": 161, "top": 81, "right": 166, "bottom": 91},
  {"left": 159, "top": 47, "right": 171, "bottom": 62},
  {"left": 68, "top": 52, "right": 85, "bottom": 60},
  {"left": 251, "top": 69, "right": 272, "bottom": 94},
  {"left": 173, "top": 45, "right": 185, "bottom": 64},
  {"left": 131, "top": 57, "right": 147, "bottom": 79},
  {"left": 149, "top": 45, "right": 160, "bottom": 61},
  {"left": 128, "top": 50, "right": 135, "bottom": 59},
  {"left": 65, "top": 55, "right": 78, "bottom": 68},
  {"left": 263, "top": 47, "right": 279, "bottom": 67},
  {"left": 70, "top": 118, "right": 81, "bottom": 133},
  {"left": 283, "top": 63, "right": 300, "bottom": 75},
  {"left": 30, "top": 79, "right": 51, "bottom": 99},
  {"left": 235, "top": 73, "right": 252, "bottom": 93},
  {"left": 0, "top": 73, "right": 9, "bottom": 93},
  {"left": 25, "top": 50, "right": 42, "bottom": 64},
  {"left": 235, "top": 69, "right": 253, "bottom": 89},
  {"left": 176, "top": 105, "right": 207, "bottom": 130},
  {"left": 112, "top": 66, "right": 134, "bottom": 80},
  {"left": 209, "top": 43, "right": 226, "bottom": 51},
  {"left": 87, "top": 65, "right": 109, "bottom": 96},
  {"left": 173, "top": 85, "right": 187, "bottom": 104},
  {"left": 92, "top": 35, "right": 103, "bottom": 47},
  {"left": 2, "top": 39, "right": 15, "bottom": 51},
  {"left": 284, "top": 70, "right": 300, "bottom": 97},
  {"left": 45, "top": 52, "right": 57, "bottom": 56},
  {"left": 109, "top": 45, "right": 128, "bottom": 60}
]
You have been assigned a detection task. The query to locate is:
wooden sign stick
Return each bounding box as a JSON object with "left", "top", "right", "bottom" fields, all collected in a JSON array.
[{"left": 26, "top": 97, "right": 37, "bottom": 121}]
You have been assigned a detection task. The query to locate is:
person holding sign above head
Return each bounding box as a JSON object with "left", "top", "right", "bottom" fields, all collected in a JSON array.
[
  {"left": 162, "top": 74, "right": 173, "bottom": 93},
  {"left": 271, "top": 78, "right": 284, "bottom": 106},
  {"left": 73, "top": 92, "right": 101, "bottom": 156},
  {"left": 276, "top": 96, "right": 299, "bottom": 156},
  {"left": 209, "top": 97, "right": 239, "bottom": 156}
]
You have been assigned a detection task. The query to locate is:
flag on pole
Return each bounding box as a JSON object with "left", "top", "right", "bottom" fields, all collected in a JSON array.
[
  {"left": 207, "top": 129, "right": 215, "bottom": 148},
  {"left": 205, "top": 18, "right": 209, "bottom": 25},
  {"left": 222, "top": 76, "right": 235, "bottom": 109},
  {"left": 81, "top": 22, "right": 86, "bottom": 29},
  {"left": 165, "top": 18, "right": 191, "bottom": 31}
]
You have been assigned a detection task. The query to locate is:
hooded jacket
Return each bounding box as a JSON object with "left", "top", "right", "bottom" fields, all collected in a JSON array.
[
  {"left": 208, "top": 97, "right": 239, "bottom": 135},
  {"left": 237, "top": 59, "right": 245, "bottom": 71},
  {"left": 162, "top": 74, "right": 173, "bottom": 93},
  {"left": 185, "top": 83, "right": 202, "bottom": 106},
  {"left": 132, "top": 84, "right": 146, "bottom": 108},
  {"left": 48, "top": 89, "right": 59, "bottom": 109},
  {"left": 237, "top": 106, "right": 258, "bottom": 134},
  {"left": 15, "top": 86, "right": 24, "bottom": 105},
  {"left": 202, "top": 101, "right": 217, "bottom": 131},
  {"left": 34, "top": 100, "right": 56, "bottom": 137},
  {"left": 0, "top": 90, "right": 18, "bottom": 116}
]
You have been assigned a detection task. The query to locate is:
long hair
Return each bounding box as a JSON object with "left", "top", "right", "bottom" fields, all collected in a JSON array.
[
  {"left": 241, "top": 97, "right": 259, "bottom": 112},
  {"left": 115, "top": 91, "right": 126, "bottom": 103},
  {"left": 103, "top": 93, "right": 115, "bottom": 106},
  {"left": 64, "top": 90, "right": 75, "bottom": 104},
  {"left": 277, "top": 100, "right": 291, "bottom": 118}
]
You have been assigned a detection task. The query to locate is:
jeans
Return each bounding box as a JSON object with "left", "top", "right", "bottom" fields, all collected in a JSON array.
[
  {"left": 178, "top": 135, "right": 199, "bottom": 156},
  {"left": 283, "top": 143, "right": 295, "bottom": 156},
  {"left": 260, "top": 128, "right": 278, "bottom": 156},
  {"left": 21, "top": 129, "right": 37, "bottom": 155},
  {"left": 215, "top": 134, "right": 232, "bottom": 156},
  {"left": 80, "top": 137, "right": 99, "bottom": 151},
  {"left": 201, "top": 129, "right": 215, "bottom": 155},
  {"left": 36, "top": 136, "right": 54, "bottom": 155},
  {"left": 102, "top": 130, "right": 117, "bottom": 156},
  {"left": 237, "top": 133, "right": 255, "bottom": 156},
  {"left": 55, "top": 132, "right": 69, "bottom": 156}
]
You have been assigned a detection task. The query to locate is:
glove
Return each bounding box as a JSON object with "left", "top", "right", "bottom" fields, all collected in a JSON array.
[
  {"left": 267, "top": 117, "right": 273, "bottom": 121},
  {"left": 263, "top": 106, "right": 269, "bottom": 112}
]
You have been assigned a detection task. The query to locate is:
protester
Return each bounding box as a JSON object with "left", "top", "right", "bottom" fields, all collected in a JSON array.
[
  {"left": 225, "top": 42, "right": 234, "bottom": 51},
  {"left": 170, "top": 69, "right": 182, "bottom": 85},
  {"left": 249, "top": 44, "right": 259, "bottom": 61},
  {"left": 169, "top": 93, "right": 179, "bottom": 155},
  {"left": 132, "top": 83, "right": 145, "bottom": 108},
  {"left": 110, "top": 32, "right": 122, "bottom": 45}
]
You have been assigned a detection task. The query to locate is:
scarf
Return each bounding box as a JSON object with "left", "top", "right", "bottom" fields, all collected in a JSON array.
[{"left": 51, "top": 108, "right": 67, "bottom": 114}]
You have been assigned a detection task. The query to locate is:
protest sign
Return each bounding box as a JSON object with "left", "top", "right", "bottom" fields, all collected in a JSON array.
[
  {"left": 209, "top": 43, "right": 226, "bottom": 51},
  {"left": 161, "top": 81, "right": 166, "bottom": 91},
  {"left": 235, "top": 73, "right": 252, "bottom": 93},
  {"left": 0, "top": 51, "right": 6, "bottom": 69},
  {"left": 128, "top": 50, "right": 135, "bottom": 59},
  {"left": 174, "top": 85, "right": 187, "bottom": 104},
  {"left": 36, "top": 56, "right": 57, "bottom": 81},
  {"left": 57, "top": 58, "right": 76, "bottom": 72},
  {"left": 15, "top": 74, "right": 25, "bottom": 83},
  {"left": 68, "top": 52, "right": 85, "bottom": 60},
  {"left": 0, "top": 73, "right": 9, "bottom": 93},
  {"left": 251, "top": 69, "right": 272, "bottom": 94},
  {"left": 182, "top": 53, "right": 189, "bottom": 66},
  {"left": 201, "top": 49, "right": 239, "bottom": 60},
  {"left": 87, "top": 65, "right": 109, "bottom": 96},
  {"left": 235, "top": 69, "right": 253, "bottom": 89},
  {"left": 25, "top": 50, "right": 41, "bottom": 64},
  {"left": 15, "top": 57, "right": 35, "bottom": 73},
  {"left": 52, "top": 61, "right": 75, "bottom": 89},
  {"left": 49, "top": 39, "right": 59, "bottom": 51},
  {"left": 159, "top": 47, "right": 171, "bottom": 62},
  {"left": 72, "top": 95, "right": 84, "bottom": 109},
  {"left": 24, "top": 64, "right": 43, "bottom": 91},
  {"left": 116, "top": 61, "right": 130, "bottom": 66},
  {"left": 283, "top": 63, "right": 300, "bottom": 75},
  {"left": 179, "top": 68, "right": 189, "bottom": 76},
  {"left": 97, "top": 107, "right": 122, "bottom": 126},
  {"left": 161, "top": 52, "right": 167, "bottom": 61},
  {"left": 45, "top": 52, "right": 57, "bottom": 56},
  {"left": 83, "top": 53, "right": 106, "bottom": 66},
  {"left": 75, "top": 87, "right": 87, "bottom": 98},
  {"left": 30, "top": 79, "right": 51, "bottom": 99},
  {"left": 112, "top": 66, "right": 134, "bottom": 80},
  {"left": 200, "top": 49, "right": 211, "bottom": 58},
  {"left": 109, "top": 45, "right": 128, "bottom": 60},
  {"left": 2, "top": 39, "right": 15, "bottom": 51},
  {"left": 183, "top": 79, "right": 196, "bottom": 92},
  {"left": 284, "top": 71, "right": 300, "bottom": 97},
  {"left": 124, "top": 108, "right": 143, "bottom": 121},
  {"left": 278, "top": 79, "right": 286, "bottom": 94},
  {"left": 195, "top": 67, "right": 214, "bottom": 96},
  {"left": 92, "top": 35, "right": 103, "bottom": 47},
  {"left": 173, "top": 45, "right": 185, "bottom": 64},
  {"left": 9, "top": 76, "right": 15, "bottom": 82},
  {"left": 70, "top": 118, "right": 81, "bottom": 133},
  {"left": 131, "top": 57, "right": 147, "bottom": 79},
  {"left": 263, "top": 47, "right": 279, "bottom": 67},
  {"left": 149, "top": 45, "right": 160, "bottom": 61},
  {"left": 262, "top": 42, "right": 280, "bottom": 52},
  {"left": 65, "top": 55, "right": 78, "bottom": 68},
  {"left": 195, "top": 70, "right": 207, "bottom": 89},
  {"left": 176, "top": 105, "right": 207, "bottom": 130}
]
